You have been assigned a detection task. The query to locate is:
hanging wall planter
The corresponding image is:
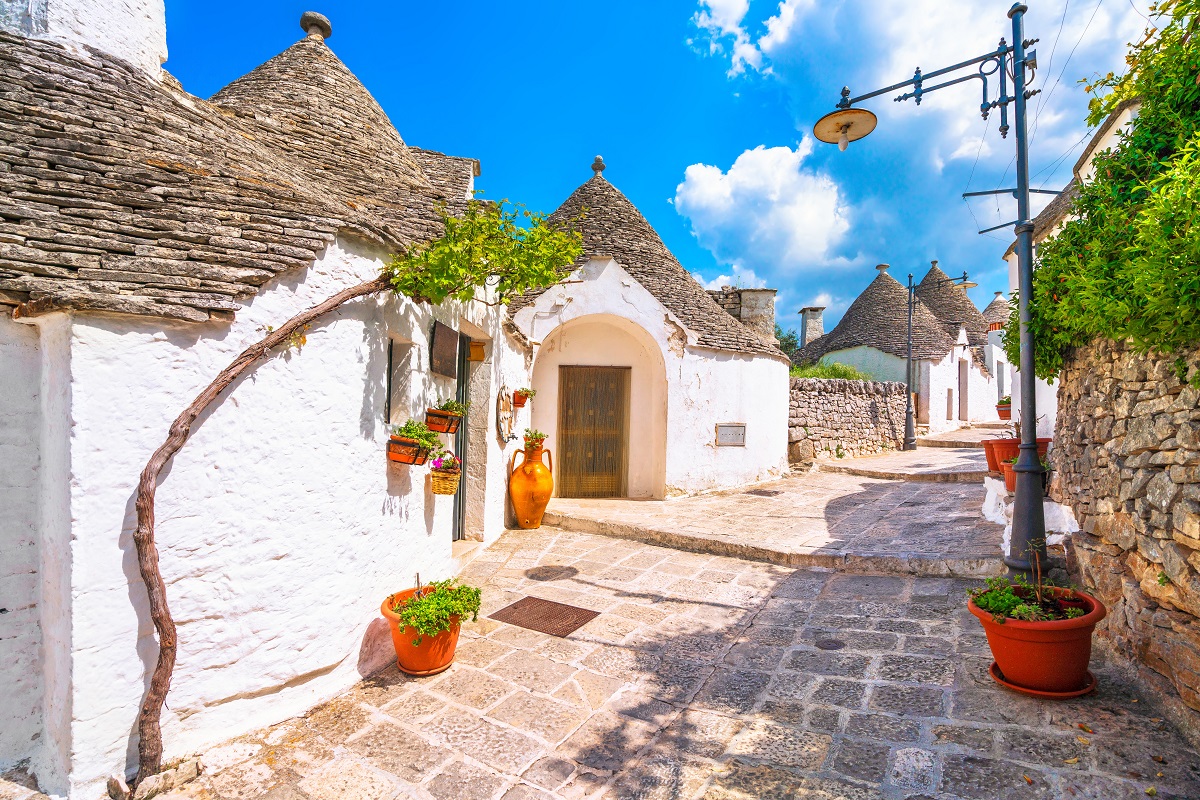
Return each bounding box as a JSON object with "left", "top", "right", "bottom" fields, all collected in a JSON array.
[
  {"left": 430, "top": 452, "right": 462, "bottom": 495},
  {"left": 426, "top": 399, "right": 469, "bottom": 434},
  {"left": 512, "top": 388, "right": 536, "bottom": 408},
  {"left": 388, "top": 420, "right": 439, "bottom": 466}
]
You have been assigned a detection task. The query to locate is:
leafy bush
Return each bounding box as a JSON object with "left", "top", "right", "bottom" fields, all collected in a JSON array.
[
  {"left": 435, "top": 398, "right": 469, "bottom": 415},
  {"left": 390, "top": 579, "right": 481, "bottom": 646},
  {"left": 1004, "top": 1, "right": 1200, "bottom": 381},
  {"left": 790, "top": 360, "right": 873, "bottom": 380},
  {"left": 391, "top": 419, "right": 441, "bottom": 452}
]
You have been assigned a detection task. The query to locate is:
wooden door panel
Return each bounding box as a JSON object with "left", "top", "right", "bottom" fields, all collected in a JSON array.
[{"left": 558, "top": 366, "right": 630, "bottom": 498}]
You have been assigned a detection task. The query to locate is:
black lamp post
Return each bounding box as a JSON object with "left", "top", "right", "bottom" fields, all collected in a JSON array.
[
  {"left": 903, "top": 268, "right": 977, "bottom": 451},
  {"left": 815, "top": 3, "right": 1047, "bottom": 574}
]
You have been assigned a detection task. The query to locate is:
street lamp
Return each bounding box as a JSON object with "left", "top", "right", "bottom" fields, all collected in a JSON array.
[
  {"left": 815, "top": 3, "right": 1046, "bottom": 574},
  {"left": 903, "top": 267, "right": 977, "bottom": 451}
]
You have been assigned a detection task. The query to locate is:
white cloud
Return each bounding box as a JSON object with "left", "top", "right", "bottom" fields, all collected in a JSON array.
[
  {"left": 758, "top": 0, "right": 817, "bottom": 56},
  {"left": 693, "top": 0, "right": 761, "bottom": 75},
  {"left": 692, "top": 264, "right": 768, "bottom": 291},
  {"left": 675, "top": 140, "right": 852, "bottom": 278}
]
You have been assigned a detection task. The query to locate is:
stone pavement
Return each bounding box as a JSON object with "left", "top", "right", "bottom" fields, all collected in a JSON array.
[
  {"left": 170, "top": 528, "right": 1200, "bottom": 800},
  {"left": 545, "top": 471, "right": 1002, "bottom": 577},
  {"left": 817, "top": 448, "right": 988, "bottom": 483}
]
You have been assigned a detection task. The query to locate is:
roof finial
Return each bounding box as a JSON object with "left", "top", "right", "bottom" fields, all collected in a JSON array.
[
  {"left": 994, "top": 291, "right": 1003, "bottom": 298},
  {"left": 931, "top": 259, "right": 939, "bottom": 269},
  {"left": 592, "top": 155, "right": 606, "bottom": 176},
  {"left": 300, "top": 11, "right": 332, "bottom": 41},
  {"left": 876, "top": 263, "right": 890, "bottom": 272}
]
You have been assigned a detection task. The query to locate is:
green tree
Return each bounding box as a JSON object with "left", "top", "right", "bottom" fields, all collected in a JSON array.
[
  {"left": 1004, "top": 0, "right": 1200, "bottom": 381},
  {"left": 775, "top": 322, "right": 800, "bottom": 361}
]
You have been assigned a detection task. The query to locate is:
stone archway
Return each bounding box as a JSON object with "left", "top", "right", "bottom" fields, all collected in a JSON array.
[{"left": 530, "top": 314, "right": 667, "bottom": 499}]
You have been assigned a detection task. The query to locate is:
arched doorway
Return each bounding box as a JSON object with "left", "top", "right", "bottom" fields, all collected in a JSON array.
[{"left": 530, "top": 315, "right": 667, "bottom": 498}]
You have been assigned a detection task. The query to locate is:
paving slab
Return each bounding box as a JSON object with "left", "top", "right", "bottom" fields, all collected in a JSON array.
[
  {"left": 917, "top": 428, "right": 1002, "bottom": 448},
  {"left": 545, "top": 471, "right": 1003, "bottom": 577},
  {"left": 176, "top": 528, "right": 1200, "bottom": 800}
]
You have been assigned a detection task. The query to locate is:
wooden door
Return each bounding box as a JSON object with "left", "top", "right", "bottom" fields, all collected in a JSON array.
[
  {"left": 958, "top": 359, "right": 969, "bottom": 420},
  {"left": 558, "top": 366, "right": 630, "bottom": 498}
]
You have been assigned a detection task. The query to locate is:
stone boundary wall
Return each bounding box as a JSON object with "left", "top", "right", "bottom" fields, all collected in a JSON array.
[
  {"left": 788, "top": 377, "right": 907, "bottom": 464},
  {"left": 1054, "top": 339, "right": 1200, "bottom": 740}
]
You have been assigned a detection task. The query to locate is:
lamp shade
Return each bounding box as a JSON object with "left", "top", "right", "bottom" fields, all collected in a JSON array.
[{"left": 814, "top": 107, "right": 878, "bottom": 147}]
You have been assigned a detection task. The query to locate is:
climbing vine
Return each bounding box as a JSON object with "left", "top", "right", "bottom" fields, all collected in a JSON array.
[
  {"left": 1003, "top": 0, "right": 1200, "bottom": 381},
  {"left": 131, "top": 202, "right": 581, "bottom": 785}
]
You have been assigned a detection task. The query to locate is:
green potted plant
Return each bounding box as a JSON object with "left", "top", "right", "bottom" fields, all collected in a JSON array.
[
  {"left": 967, "top": 551, "right": 1106, "bottom": 698},
  {"left": 1001, "top": 455, "right": 1018, "bottom": 493},
  {"left": 429, "top": 450, "right": 462, "bottom": 496},
  {"left": 427, "top": 398, "right": 469, "bottom": 434},
  {"left": 512, "top": 387, "right": 536, "bottom": 408},
  {"left": 388, "top": 419, "right": 439, "bottom": 465},
  {"left": 996, "top": 394, "right": 1012, "bottom": 420},
  {"left": 523, "top": 428, "right": 547, "bottom": 449},
  {"left": 381, "top": 577, "right": 481, "bottom": 675}
]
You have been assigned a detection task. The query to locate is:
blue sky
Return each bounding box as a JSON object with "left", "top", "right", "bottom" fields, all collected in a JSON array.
[{"left": 164, "top": 0, "right": 1148, "bottom": 329}]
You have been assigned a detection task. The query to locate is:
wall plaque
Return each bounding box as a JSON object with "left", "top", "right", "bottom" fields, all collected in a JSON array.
[
  {"left": 430, "top": 321, "right": 459, "bottom": 378},
  {"left": 715, "top": 423, "right": 746, "bottom": 447}
]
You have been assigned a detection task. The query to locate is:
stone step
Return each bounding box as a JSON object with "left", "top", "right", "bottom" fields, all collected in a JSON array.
[
  {"left": 915, "top": 437, "right": 986, "bottom": 449},
  {"left": 816, "top": 462, "right": 987, "bottom": 483},
  {"left": 538, "top": 513, "right": 1003, "bottom": 578}
]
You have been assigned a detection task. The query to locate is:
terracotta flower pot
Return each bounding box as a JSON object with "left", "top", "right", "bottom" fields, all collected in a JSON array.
[
  {"left": 968, "top": 587, "right": 1106, "bottom": 695},
  {"left": 426, "top": 409, "right": 462, "bottom": 434},
  {"left": 512, "top": 392, "right": 528, "bottom": 408},
  {"left": 1001, "top": 460, "right": 1017, "bottom": 493},
  {"left": 996, "top": 403, "right": 1012, "bottom": 420},
  {"left": 381, "top": 588, "right": 462, "bottom": 676},
  {"left": 981, "top": 439, "right": 1000, "bottom": 472},
  {"left": 1036, "top": 437, "right": 1052, "bottom": 459},
  {"left": 990, "top": 438, "right": 1020, "bottom": 465},
  {"left": 387, "top": 436, "right": 429, "bottom": 465},
  {"left": 510, "top": 445, "right": 552, "bottom": 529}
]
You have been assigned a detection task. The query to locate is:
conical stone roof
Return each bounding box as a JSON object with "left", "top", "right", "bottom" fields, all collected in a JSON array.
[
  {"left": 794, "top": 266, "right": 955, "bottom": 364},
  {"left": 211, "top": 33, "right": 435, "bottom": 205},
  {"left": 982, "top": 292, "right": 1011, "bottom": 326},
  {"left": 914, "top": 262, "right": 988, "bottom": 348},
  {"left": 510, "top": 165, "right": 785, "bottom": 359}
]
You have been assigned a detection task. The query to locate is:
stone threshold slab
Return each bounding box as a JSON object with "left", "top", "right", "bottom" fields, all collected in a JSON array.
[
  {"left": 817, "top": 463, "right": 987, "bottom": 483},
  {"left": 539, "top": 511, "right": 1004, "bottom": 578}
]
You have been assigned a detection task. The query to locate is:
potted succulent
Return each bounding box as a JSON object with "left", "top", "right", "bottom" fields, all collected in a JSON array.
[
  {"left": 388, "top": 419, "right": 439, "bottom": 465},
  {"left": 512, "top": 387, "right": 536, "bottom": 408},
  {"left": 429, "top": 450, "right": 462, "bottom": 495},
  {"left": 381, "top": 577, "right": 481, "bottom": 676},
  {"left": 996, "top": 395, "right": 1012, "bottom": 420},
  {"left": 967, "top": 554, "right": 1106, "bottom": 698},
  {"left": 426, "top": 399, "right": 469, "bottom": 434}
]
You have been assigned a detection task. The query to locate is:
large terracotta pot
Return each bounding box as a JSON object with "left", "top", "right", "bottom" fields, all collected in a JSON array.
[
  {"left": 1036, "top": 437, "right": 1052, "bottom": 459},
  {"left": 996, "top": 403, "right": 1012, "bottom": 420},
  {"left": 969, "top": 587, "right": 1106, "bottom": 695},
  {"left": 1001, "top": 460, "right": 1017, "bottom": 493},
  {"left": 989, "top": 438, "right": 1020, "bottom": 465},
  {"left": 381, "top": 588, "right": 462, "bottom": 676},
  {"left": 981, "top": 439, "right": 1000, "bottom": 472},
  {"left": 510, "top": 445, "right": 553, "bottom": 529}
]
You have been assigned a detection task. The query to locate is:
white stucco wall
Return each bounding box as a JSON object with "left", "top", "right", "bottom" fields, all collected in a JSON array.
[
  {"left": 514, "top": 258, "right": 789, "bottom": 497},
  {"left": 919, "top": 344, "right": 997, "bottom": 434},
  {"left": 819, "top": 346, "right": 907, "bottom": 383},
  {"left": 0, "top": 315, "right": 43, "bottom": 771},
  {"left": 0, "top": 0, "right": 167, "bottom": 78},
  {"left": 529, "top": 316, "right": 667, "bottom": 498},
  {"left": 20, "top": 237, "right": 529, "bottom": 798}
]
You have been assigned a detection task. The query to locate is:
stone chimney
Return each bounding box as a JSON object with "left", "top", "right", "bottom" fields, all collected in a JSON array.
[
  {"left": 0, "top": 0, "right": 168, "bottom": 78},
  {"left": 737, "top": 288, "right": 776, "bottom": 342},
  {"left": 799, "top": 307, "right": 825, "bottom": 348}
]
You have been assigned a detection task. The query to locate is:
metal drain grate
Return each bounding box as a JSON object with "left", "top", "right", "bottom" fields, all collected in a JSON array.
[
  {"left": 815, "top": 638, "right": 846, "bottom": 650},
  {"left": 745, "top": 489, "right": 782, "bottom": 497},
  {"left": 489, "top": 596, "right": 600, "bottom": 637}
]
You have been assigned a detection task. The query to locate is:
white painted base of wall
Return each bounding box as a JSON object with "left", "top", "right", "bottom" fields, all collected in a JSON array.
[{"left": 984, "top": 476, "right": 1079, "bottom": 555}]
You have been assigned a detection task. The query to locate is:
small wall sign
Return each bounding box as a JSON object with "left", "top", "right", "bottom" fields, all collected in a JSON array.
[{"left": 715, "top": 423, "right": 746, "bottom": 447}]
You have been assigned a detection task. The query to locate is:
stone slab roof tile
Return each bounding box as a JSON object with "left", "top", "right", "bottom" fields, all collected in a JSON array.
[
  {"left": 509, "top": 171, "right": 785, "bottom": 360},
  {"left": 914, "top": 262, "right": 989, "bottom": 348},
  {"left": 982, "top": 292, "right": 1011, "bottom": 325},
  {"left": 0, "top": 31, "right": 466, "bottom": 322},
  {"left": 795, "top": 267, "right": 955, "bottom": 364}
]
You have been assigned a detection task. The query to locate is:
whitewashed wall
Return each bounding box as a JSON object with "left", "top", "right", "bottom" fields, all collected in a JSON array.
[
  {"left": 0, "top": 315, "right": 43, "bottom": 771},
  {"left": 25, "top": 237, "right": 527, "bottom": 799},
  {"left": 820, "top": 345, "right": 907, "bottom": 383},
  {"left": 0, "top": 0, "right": 167, "bottom": 78},
  {"left": 515, "top": 258, "right": 789, "bottom": 497}
]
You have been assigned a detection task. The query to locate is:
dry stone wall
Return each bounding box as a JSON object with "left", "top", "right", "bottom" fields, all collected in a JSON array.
[
  {"left": 788, "top": 378, "right": 907, "bottom": 464},
  {"left": 1054, "top": 339, "right": 1200, "bottom": 735}
]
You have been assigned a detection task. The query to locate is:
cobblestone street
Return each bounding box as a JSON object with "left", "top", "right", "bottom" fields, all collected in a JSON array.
[{"left": 155, "top": 527, "right": 1200, "bottom": 800}]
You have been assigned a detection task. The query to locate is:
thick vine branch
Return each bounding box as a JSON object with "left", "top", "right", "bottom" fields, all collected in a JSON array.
[{"left": 133, "top": 276, "right": 388, "bottom": 784}]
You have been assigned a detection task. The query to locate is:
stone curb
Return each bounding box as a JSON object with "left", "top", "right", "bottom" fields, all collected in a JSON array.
[
  {"left": 914, "top": 438, "right": 986, "bottom": 449},
  {"left": 539, "top": 513, "right": 1004, "bottom": 578},
  {"left": 816, "top": 464, "right": 987, "bottom": 483}
]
